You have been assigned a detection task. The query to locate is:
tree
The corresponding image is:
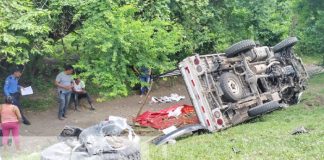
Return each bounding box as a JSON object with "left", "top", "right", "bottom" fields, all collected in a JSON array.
[
  {"left": 0, "top": 0, "right": 52, "bottom": 64},
  {"left": 292, "top": 0, "right": 324, "bottom": 55},
  {"left": 73, "top": 5, "right": 184, "bottom": 98}
]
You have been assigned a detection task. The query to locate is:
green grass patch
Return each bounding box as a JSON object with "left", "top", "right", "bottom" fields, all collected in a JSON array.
[
  {"left": 21, "top": 96, "right": 56, "bottom": 111},
  {"left": 148, "top": 106, "right": 324, "bottom": 160},
  {"left": 299, "top": 54, "right": 324, "bottom": 65},
  {"left": 148, "top": 73, "right": 324, "bottom": 160}
]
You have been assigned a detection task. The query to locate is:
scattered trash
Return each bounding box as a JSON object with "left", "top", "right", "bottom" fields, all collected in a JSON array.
[
  {"left": 41, "top": 116, "right": 140, "bottom": 160},
  {"left": 150, "top": 93, "right": 185, "bottom": 104},
  {"left": 59, "top": 126, "right": 83, "bottom": 137},
  {"left": 134, "top": 104, "right": 199, "bottom": 130},
  {"left": 170, "top": 93, "right": 185, "bottom": 102},
  {"left": 232, "top": 147, "right": 240, "bottom": 154},
  {"left": 167, "top": 139, "right": 177, "bottom": 144},
  {"left": 291, "top": 126, "right": 308, "bottom": 135},
  {"left": 167, "top": 106, "right": 183, "bottom": 118}
]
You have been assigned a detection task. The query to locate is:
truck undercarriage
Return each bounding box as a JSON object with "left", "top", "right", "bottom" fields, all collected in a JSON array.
[{"left": 154, "top": 37, "right": 308, "bottom": 145}]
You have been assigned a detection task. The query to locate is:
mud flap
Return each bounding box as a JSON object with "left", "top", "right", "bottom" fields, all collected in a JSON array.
[{"left": 153, "top": 124, "right": 207, "bottom": 145}]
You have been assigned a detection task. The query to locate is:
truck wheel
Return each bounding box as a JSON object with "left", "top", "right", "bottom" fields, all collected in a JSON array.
[
  {"left": 272, "top": 37, "right": 298, "bottom": 53},
  {"left": 219, "top": 72, "right": 243, "bottom": 102},
  {"left": 225, "top": 40, "right": 256, "bottom": 58},
  {"left": 247, "top": 101, "right": 280, "bottom": 117}
]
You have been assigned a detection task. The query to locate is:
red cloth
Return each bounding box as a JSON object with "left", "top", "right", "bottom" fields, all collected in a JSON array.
[{"left": 134, "top": 104, "right": 199, "bottom": 130}]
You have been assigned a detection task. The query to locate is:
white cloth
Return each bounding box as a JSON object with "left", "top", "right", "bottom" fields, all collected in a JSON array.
[
  {"left": 167, "top": 106, "right": 183, "bottom": 118},
  {"left": 73, "top": 81, "right": 85, "bottom": 92}
]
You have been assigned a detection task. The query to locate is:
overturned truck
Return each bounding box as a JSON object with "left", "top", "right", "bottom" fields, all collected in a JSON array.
[{"left": 154, "top": 37, "right": 308, "bottom": 145}]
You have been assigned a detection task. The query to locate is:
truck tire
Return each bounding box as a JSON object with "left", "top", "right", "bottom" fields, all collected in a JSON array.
[
  {"left": 219, "top": 72, "right": 243, "bottom": 102},
  {"left": 248, "top": 101, "right": 280, "bottom": 117},
  {"left": 225, "top": 40, "right": 256, "bottom": 58},
  {"left": 273, "top": 37, "right": 298, "bottom": 53}
]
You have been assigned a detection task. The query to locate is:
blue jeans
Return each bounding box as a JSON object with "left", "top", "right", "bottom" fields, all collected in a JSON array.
[
  {"left": 140, "top": 76, "right": 150, "bottom": 95},
  {"left": 58, "top": 91, "right": 71, "bottom": 118}
]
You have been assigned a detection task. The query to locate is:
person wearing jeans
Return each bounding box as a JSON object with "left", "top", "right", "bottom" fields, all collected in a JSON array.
[
  {"left": 55, "top": 65, "right": 74, "bottom": 120},
  {"left": 58, "top": 91, "right": 72, "bottom": 118},
  {"left": 0, "top": 96, "right": 22, "bottom": 150}
]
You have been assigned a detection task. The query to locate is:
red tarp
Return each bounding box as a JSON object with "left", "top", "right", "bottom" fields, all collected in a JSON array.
[{"left": 134, "top": 104, "right": 199, "bottom": 130}]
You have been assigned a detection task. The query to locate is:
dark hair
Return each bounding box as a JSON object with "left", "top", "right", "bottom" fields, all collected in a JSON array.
[
  {"left": 5, "top": 96, "right": 13, "bottom": 104},
  {"left": 12, "top": 67, "right": 22, "bottom": 73},
  {"left": 64, "top": 65, "right": 74, "bottom": 71}
]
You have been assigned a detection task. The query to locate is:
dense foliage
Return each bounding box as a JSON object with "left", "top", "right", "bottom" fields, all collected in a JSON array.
[{"left": 0, "top": 0, "right": 323, "bottom": 98}]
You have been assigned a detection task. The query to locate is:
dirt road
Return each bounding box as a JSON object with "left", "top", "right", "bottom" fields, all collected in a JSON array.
[{"left": 21, "top": 78, "right": 191, "bottom": 137}]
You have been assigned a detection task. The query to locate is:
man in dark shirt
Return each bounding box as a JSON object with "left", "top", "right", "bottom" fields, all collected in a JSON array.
[
  {"left": 3, "top": 68, "right": 31, "bottom": 125},
  {"left": 134, "top": 66, "right": 152, "bottom": 97}
]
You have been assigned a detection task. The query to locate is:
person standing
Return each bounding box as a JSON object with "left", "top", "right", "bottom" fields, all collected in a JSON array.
[
  {"left": 72, "top": 78, "right": 95, "bottom": 111},
  {"left": 134, "top": 66, "right": 152, "bottom": 97},
  {"left": 55, "top": 65, "right": 74, "bottom": 120},
  {"left": 3, "top": 68, "right": 31, "bottom": 125},
  {"left": 0, "top": 96, "right": 22, "bottom": 150}
]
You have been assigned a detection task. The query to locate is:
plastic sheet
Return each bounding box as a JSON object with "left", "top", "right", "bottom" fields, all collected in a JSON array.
[{"left": 41, "top": 116, "right": 140, "bottom": 160}]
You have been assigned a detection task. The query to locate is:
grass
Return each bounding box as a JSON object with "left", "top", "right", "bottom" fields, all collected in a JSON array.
[
  {"left": 21, "top": 96, "right": 56, "bottom": 111},
  {"left": 299, "top": 54, "right": 324, "bottom": 65},
  {"left": 147, "top": 73, "right": 324, "bottom": 160},
  {"left": 2, "top": 74, "right": 324, "bottom": 160},
  {"left": 148, "top": 106, "right": 324, "bottom": 160}
]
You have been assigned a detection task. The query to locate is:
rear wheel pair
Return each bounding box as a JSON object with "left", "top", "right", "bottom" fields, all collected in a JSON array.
[{"left": 224, "top": 37, "right": 298, "bottom": 58}]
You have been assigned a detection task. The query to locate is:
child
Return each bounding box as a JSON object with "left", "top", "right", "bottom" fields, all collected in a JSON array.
[{"left": 0, "top": 96, "right": 22, "bottom": 150}]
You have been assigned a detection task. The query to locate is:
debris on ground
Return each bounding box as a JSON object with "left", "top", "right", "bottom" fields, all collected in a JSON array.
[
  {"left": 134, "top": 104, "right": 199, "bottom": 130},
  {"left": 232, "top": 147, "right": 240, "bottom": 154},
  {"left": 150, "top": 93, "right": 185, "bottom": 104},
  {"left": 291, "top": 126, "right": 308, "bottom": 135},
  {"left": 166, "top": 139, "right": 177, "bottom": 144},
  {"left": 41, "top": 116, "right": 140, "bottom": 160}
]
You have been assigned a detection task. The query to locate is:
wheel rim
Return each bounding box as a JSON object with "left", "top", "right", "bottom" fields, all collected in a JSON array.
[{"left": 227, "top": 79, "right": 240, "bottom": 95}]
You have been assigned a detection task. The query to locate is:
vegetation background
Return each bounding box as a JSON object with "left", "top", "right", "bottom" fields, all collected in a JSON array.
[
  {"left": 0, "top": 1, "right": 323, "bottom": 159},
  {"left": 0, "top": 0, "right": 323, "bottom": 105}
]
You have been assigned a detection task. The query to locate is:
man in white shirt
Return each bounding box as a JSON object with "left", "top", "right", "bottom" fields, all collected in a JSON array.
[{"left": 72, "top": 78, "right": 95, "bottom": 111}]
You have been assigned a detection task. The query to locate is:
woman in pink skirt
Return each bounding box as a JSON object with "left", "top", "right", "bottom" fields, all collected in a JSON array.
[{"left": 0, "top": 96, "right": 22, "bottom": 150}]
